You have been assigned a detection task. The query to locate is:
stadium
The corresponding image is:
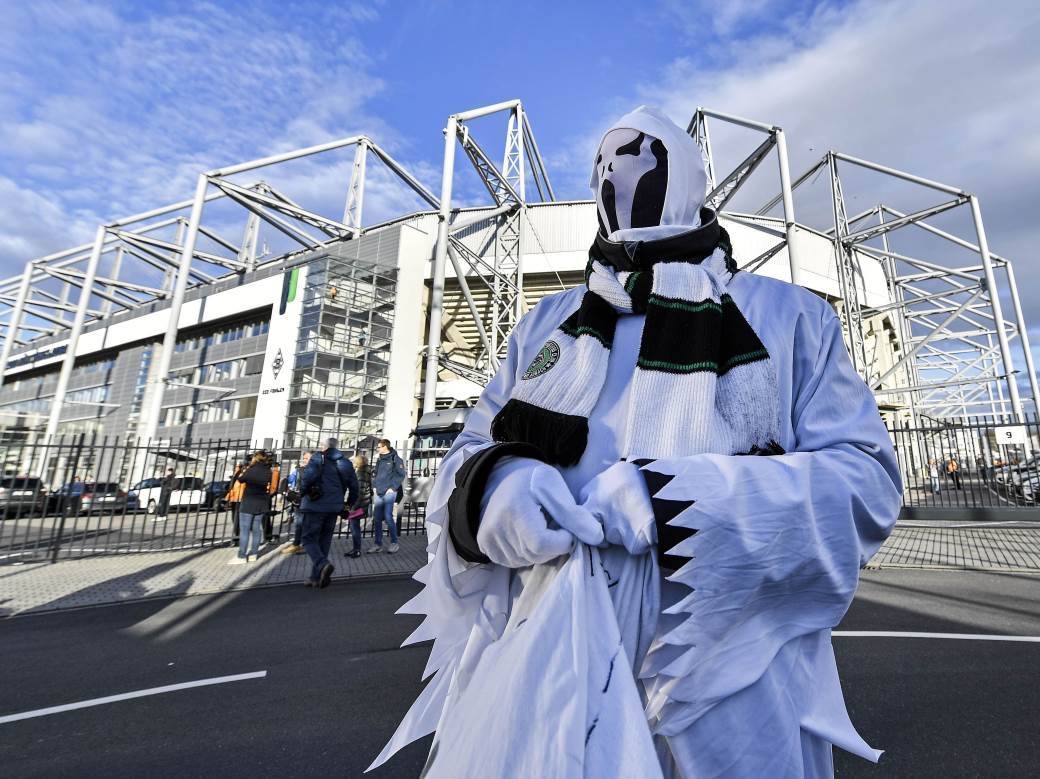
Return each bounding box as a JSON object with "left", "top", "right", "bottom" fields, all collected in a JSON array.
[{"left": 0, "top": 100, "right": 1036, "bottom": 489}]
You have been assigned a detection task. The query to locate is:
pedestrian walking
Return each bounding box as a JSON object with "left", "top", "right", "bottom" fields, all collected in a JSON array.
[
  {"left": 155, "top": 468, "right": 175, "bottom": 521},
  {"left": 976, "top": 454, "right": 989, "bottom": 485},
  {"left": 346, "top": 453, "right": 373, "bottom": 558},
  {"left": 280, "top": 451, "right": 310, "bottom": 555},
  {"left": 225, "top": 462, "right": 246, "bottom": 545},
  {"left": 369, "top": 439, "right": 405, "bottom": 554},
  {"left": 228, "top": 452, "right": 273, "bottom": 564},
  {"left": 299, "top": 438, "right": 358, "bottom": 588},
  {"left": 263, "top": 455, "right": 281, "bottom": 544},
  {"left": 947, "top": 455, "right": 962, "bottom": 490},
  {"left": 928, "top": 459, "right": 940, "bottom": 494}
]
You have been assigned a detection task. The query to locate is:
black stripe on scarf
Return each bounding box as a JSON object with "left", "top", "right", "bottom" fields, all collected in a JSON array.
[
  {"left": 636, "top": 293, "right": 768, "bottom": 376},
  {"left": 559, "top": 292, "right": 618, "bottom": 349},
  {"left": 491, "top": 398, "right": 588, "bottom": 467}
]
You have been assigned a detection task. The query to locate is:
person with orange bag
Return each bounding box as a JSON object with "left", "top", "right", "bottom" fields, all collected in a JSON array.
[{"left": 224, "top": 461, "right": 246, "bottom": 547}]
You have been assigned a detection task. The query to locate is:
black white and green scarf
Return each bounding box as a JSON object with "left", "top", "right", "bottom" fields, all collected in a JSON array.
[{"left": 491, "top": 210, "right": 780, "bottom": 465}]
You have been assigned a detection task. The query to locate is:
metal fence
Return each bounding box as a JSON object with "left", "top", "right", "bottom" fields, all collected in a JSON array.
[
  {"left": 888, "top": 415, "right": 1040, "bottom": 510},
  {"left": 0, "top": 434, "right": 447, "bottom": 564},
  {"left": 6, "top": 416, "right": 1036, "bottom": 564}
]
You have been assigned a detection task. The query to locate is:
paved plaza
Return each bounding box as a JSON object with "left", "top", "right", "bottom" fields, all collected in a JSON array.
[
  {"left": 1, "top": 522, "right": 1039, "bottom": 617},
  {"left": 868, "top": 522, "right": 1040, "bottom": 572},
  {"left": 0, "top": 535, "right": 427, "bottom": 617}
]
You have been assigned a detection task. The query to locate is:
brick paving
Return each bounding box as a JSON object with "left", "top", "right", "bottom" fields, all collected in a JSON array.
[
  {"left": 867, "top": 523, "right": 1040, "bottom": 572},
  {"left": 3, "top": 523, "right": 1039, "bottom": 618},
  {"left": 0, "top": 534, "right": 427, "bottom": 617}
]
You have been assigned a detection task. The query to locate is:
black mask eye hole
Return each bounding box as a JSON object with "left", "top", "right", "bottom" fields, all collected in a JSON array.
[{"left": 615, "top": 132, "right": 645, "bottom": 157}]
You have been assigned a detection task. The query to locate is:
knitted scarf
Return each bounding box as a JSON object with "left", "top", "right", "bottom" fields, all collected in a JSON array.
[{"left": 491, "top": 210, "right": 780, "bottom": 465}]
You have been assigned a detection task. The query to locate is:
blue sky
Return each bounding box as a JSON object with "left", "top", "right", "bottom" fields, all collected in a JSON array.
[{"left": 2, "top": 0, "right": 1040, "bottom": 397}]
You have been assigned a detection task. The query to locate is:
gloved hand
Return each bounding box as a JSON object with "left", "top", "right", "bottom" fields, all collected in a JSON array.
[
  {"left": 477, "top": 457, "right": 604, "bottom": 568},
  {"left": 579, "top": 462, "right": 656, "bottom": 555}
]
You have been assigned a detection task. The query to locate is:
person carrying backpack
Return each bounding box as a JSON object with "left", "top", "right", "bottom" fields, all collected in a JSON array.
[{"left": 299, "top": 438, "right": 358, "bottom": 588}]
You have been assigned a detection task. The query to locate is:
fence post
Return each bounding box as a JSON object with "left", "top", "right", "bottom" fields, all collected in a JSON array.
[{"left": 49, "top": 433, "right": 84, "bottom": 563}]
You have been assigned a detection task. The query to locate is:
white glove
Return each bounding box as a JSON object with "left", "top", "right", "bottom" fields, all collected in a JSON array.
[
  {"left": 579, "top": 462, "right": 657, "bottom": 555},
  {"left": 477, "top": 457, "right": 604, "bottom": 568}
]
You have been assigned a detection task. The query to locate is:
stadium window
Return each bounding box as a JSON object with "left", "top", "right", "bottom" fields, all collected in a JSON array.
[
  {"left": 237, "top": 396, "right": 257, "bottom": 419},
  {"left": 244, "top": 354, "right": 264, "bottom": 375}
]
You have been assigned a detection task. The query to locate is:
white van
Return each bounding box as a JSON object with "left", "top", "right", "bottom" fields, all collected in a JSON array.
[{"left": 129, "top": 477, "right": 207, "bottom": 514}]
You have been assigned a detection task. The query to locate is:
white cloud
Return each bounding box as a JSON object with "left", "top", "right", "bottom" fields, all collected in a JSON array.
[
  {"left": 0, "top": 0, "right": 427, "bottom": 279},
  {"left": 633, "top": 0, "right": 1040, "bottom": 396},
  {"left": 0, "top": 176, "right": 97, "bottom": 263}
]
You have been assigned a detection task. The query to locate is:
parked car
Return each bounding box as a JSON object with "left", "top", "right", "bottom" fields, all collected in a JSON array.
[
  {"left": 1017, "top": 472, "right": 1040, "bottom": 504},
  {"left": 990, "top": 453, "right": 1040, "bottom": 482},
  {"left": 47, "top": 482, "right": 134, "bottom": 516},
  {"left": 203, "top": 480, "right": 231, "bottom": 509},
  {"left": 129, "top": 476, "right": 206, "bottom": 514},
  {"left": 0, "top": 476, "right": 48, "bottom": 518}
]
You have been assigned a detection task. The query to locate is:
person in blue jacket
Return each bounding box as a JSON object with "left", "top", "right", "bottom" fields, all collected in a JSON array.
[
  {"left": 369, "top": 438, "right": 405, "bottom": 554},
  {"left": 299, "top": 437, "right": 358, "bottom": 588}
]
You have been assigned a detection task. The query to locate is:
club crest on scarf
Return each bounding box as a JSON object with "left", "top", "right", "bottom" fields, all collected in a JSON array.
[{"left": 521, "top": 340, "right": 561, "bottom": 380}]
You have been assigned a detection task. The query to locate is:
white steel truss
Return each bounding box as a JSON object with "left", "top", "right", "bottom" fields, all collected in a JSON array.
[
  {"left": 747, "top": 141, "right": 1035, "bottom": 422},
  {"left": 2, "top": 100, "right": 1034, "bottom": 443},
  {"left": 0, "top": 136, "right": 441, "bottom": 445},
  {"left": 422, "top": 100, "right": 554, "bottom": 412}
]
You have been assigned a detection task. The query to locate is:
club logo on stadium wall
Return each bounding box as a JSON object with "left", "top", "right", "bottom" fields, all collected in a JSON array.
[
  {"left": 271, "top": 348, "right": 284, "bottom": 380},
  {"left": 522, "top": 340, "right": 561, "bottom": 380}
]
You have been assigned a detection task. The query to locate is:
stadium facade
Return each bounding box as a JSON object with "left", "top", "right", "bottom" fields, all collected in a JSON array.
[{"left": 1, "top": 101, "right": 1036, "bottom": 465}]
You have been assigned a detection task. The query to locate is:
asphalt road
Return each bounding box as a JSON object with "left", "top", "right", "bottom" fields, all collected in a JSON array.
[{"left": 1, "top": 570, "right": 1039, "bottom": 778}]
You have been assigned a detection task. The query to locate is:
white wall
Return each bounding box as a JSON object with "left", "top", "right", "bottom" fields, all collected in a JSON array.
[
  {"left": 382, "top": 221, "right": 436, "bottom": 441},
  {"left": 251, "top": 267, "right": 307, "bottom": 444}
]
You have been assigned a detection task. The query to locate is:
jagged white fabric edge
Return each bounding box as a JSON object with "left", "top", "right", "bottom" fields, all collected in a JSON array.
[
  {"left": 367, "top": 446, "right": 508, "bottom": 772},
  {"left": 635, "top": 456, "right": 881, "bottom": 763}
]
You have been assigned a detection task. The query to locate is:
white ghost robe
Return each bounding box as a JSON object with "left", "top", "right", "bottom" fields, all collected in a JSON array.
[{"left": 371, "top": 269, "right": 902, "bottom": 778}]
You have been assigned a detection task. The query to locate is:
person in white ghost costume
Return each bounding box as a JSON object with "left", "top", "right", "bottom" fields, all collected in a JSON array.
[{"left": 369, "top": 106, "right": 901, "bottom": 778}]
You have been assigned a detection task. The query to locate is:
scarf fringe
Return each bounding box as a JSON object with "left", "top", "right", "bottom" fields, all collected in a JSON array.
[{"left": 491, "top": 399, "right": 588, "bottom": 467}]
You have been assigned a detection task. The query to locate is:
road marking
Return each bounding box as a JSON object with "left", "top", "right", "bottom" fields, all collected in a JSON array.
[
  {"left": 834, "top": 631, "right": 1040, "bottom": 642},
  {"left": 0, "top": 671, "right": 267, "bottom": 725}
]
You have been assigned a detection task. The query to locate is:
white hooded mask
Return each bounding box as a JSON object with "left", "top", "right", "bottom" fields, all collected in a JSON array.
[{"left": 590, "top": 105, "right": 708, "bottom": 243}]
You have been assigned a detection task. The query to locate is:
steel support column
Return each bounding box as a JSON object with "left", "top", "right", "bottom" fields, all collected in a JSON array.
[
  {"left": 238, "top": 213, "right": 260, "bottom": 272},
  {"left": 139, "top": 174, "right": 209, "bottom": 442},
  {"left": 422, "top": 115, "right": 459, "bottom": 413},
  {"left": 969, "top": 195, "right": 1023, "bottom": 420},
  {"left": 1003, "top": 262, "right": 1040, "bottom": 412},
  {"left": 343, "top": 139, "right": 368, "bottom": 231},
  {"left": 0, "top": 260, "right": 34, "bottom": 386},
  {"left": 101, "top": 247, "right": 126, "bottom": 316},
  {"left": 773, "top": 128, "right": 800, "bottom": 286},
  {"left": 43, "top": 226, "right": 107, "bottom": 440}
]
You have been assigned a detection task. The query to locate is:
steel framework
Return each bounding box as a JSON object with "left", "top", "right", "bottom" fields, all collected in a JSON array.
[
  {"left": 0, "top": 135, "right": 440, "bottom": 444},
  {"left": 2, "top": 100, "right": 1035, "bottom": 444},
  {"left": 422, "top": 100, "right": 554, "bottom": 412},
  {"left": 695, "top": 109, "right": 1036, "bottom": 423}
]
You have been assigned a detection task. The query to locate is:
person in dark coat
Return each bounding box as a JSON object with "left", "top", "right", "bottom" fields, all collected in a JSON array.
[
  {"left": 229, "top": 452, "right": 273, "bottom": 564},
  {"left": 370, "top": 439, "right": 405, "bottom": 554},
  {"left": 156, "top": 468, "right": 175, "bottom": 520},
  {"left": 346, "top": 453, "right": 373, "bottom": 558},
  {"left": 299, "top": 438, "right": 358, "bottom": 588},
  {"left": 280, "top": 451, "right": 311, "bottom": 555}
]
